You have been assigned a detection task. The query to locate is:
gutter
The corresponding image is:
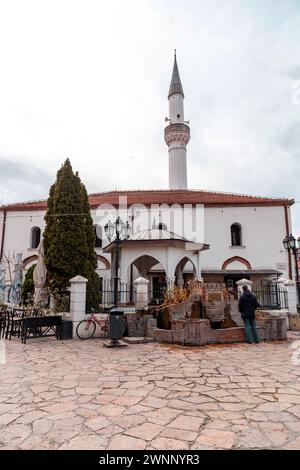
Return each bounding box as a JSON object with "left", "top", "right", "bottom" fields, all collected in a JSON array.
[
  {"left": 284, "top": 206, "right": 293, "bottom": 279},
  {"left": 0, "top": 210, "right": 7, "bottom": 261}
]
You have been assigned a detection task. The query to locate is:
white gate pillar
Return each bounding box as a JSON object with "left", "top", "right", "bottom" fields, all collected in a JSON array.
[
  {"left": 70, "top": 275, "right": 88, "bottom": 338},
  {"left": 284, "top": 279, "right": 298, "bottom": 314},
  {"left": 134, "top": 276, "right": 149, "bottom": 311}
]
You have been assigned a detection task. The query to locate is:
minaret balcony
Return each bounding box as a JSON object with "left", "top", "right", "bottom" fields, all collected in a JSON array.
[{"left": 164, "top": 123, "right": 190, "bottom": 146}]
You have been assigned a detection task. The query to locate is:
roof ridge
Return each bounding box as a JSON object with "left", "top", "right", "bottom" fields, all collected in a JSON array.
[
  {"left": 88, "top": 188, "right": 292, "bottom": 201},
  {"left": 0, "top": 198, "right": 47, "bottom": 208}
]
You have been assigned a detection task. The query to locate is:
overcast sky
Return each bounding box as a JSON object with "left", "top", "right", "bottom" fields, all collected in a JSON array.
[{"left": 0, "top": 0, "right": 300, "bottom": 233}]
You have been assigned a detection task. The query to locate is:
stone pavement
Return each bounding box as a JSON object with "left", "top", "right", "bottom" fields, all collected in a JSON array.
[{"left": 1, "top": 332, "right": 300, "bottom": 450}]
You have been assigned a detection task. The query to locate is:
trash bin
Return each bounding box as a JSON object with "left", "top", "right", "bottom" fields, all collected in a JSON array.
[
  {"left": 60, "top": 320, "right": 73, "bottom": 340},
  {"left": 109, "top": 308, "right": 125, "bottom": 342}
]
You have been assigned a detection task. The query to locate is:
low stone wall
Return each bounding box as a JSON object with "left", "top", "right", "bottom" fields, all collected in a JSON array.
[
  {"left": 264, "top": 317, "right": 287, "bottom": 341},
  {"left": 125, "top": 314, "right": 158, "bottom": 338},
  {"left": 210, "top": 326, "right": 265, "bottom": 344},
  {"left": 289, "top": 314, "right": 300, "bottom": 331},
  {"left": 154, "top": 317, "right": 286, "bottom": 346},
  {"left": 145, "top": 317, "right": 158, "bottom": 337},
  {"left": 256, "top": 309, "right": 289, "bottom": 331},
  {"left": 154, "top": 328, "right": 173, "bottom": 343}
]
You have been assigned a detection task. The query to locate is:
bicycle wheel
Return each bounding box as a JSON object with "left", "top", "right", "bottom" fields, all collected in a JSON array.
[{"left": 76, "top": 320, "right": 96, "bottom": 340}]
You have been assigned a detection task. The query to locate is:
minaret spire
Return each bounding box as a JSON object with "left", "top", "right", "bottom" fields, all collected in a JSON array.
[
  {"left": 168, "top": 50, "right": 184, "bottom": 99},
  {"left": 164, "top": 51, "right": 190, "bottom": 190}
]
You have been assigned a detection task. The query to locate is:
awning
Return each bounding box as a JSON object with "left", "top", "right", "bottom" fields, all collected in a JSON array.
[{"left": 202, "top": 269, "right": 282, "bottom": 276}]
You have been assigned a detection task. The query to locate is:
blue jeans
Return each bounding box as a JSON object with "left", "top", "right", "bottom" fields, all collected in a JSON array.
[{"left": 244, "top": 318, "right": 260, "bottom": 343}]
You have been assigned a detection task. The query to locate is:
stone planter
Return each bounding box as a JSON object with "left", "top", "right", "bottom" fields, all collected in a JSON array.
[{"left": 172, "top": 319, "right": 211, "bottom": 346}]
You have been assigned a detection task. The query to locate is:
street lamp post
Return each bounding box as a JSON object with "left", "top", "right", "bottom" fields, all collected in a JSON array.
[
  {"left": 283, "top": 234, "right": 300, "bottom": 307},
  {"left": 104, "top": 217, "right": 131, "bottom": 306}
]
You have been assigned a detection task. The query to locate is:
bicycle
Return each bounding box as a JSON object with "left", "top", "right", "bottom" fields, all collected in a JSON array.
[{"left": 76, "top": 310, "right": 110, "bottom": 340}]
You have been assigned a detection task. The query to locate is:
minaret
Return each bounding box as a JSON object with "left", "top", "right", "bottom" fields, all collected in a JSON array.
[{"left": 164, "top": 51, "right": 190, "bottom": 190}]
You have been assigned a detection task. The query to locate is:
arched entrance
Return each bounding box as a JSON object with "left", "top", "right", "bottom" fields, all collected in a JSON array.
[
  {"left": 174, "top": 256, "right": 197, "bottom": 287},
  {"left": 129, "top": 254, "right": 167, "bottom": 304}
]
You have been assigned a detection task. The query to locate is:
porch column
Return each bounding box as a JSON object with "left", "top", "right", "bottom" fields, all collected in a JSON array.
[
  {"left": 175, "top": 265, "right": 184, "bottom": 288},
  {"left": 166, "top": 276, "right": 176, "bottom": 290},
  {"left": 119, "top": 276, "right": 128, "bottom": 304},
  {"left": 70, "top": 275, "right": 88, "bottom": 338},
  {"left": 197, "top": 251, "right": 202, "bottom": 278},
  {"left": 177, "top": 275, "right": 184, "bottom": 288}
]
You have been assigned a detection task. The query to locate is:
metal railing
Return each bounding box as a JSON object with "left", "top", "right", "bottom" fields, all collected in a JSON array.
[
  {"left": 99, "top": 279, "right": 165, "bottom": 311},
  {"left": 252, "top": 282, "right": 288, "bottom": 310}
]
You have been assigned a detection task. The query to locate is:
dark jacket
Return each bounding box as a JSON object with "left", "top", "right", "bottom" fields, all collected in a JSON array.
[{"left": 238, "top": 290, "right": 259, "bottom": 320}]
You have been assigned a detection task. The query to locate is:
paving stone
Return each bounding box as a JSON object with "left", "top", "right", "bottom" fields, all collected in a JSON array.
[
  {"left": 160, "top": 427, "right": 197, "bottom": 441},
  {"left": 108, "top": 434, "right": 146, "bottom": 450},
  {"left": 151, "top": 436, "right": 189, "bottom": 450},
  {"left": 0, "top": 423, "right": 31, "bottom": 446},
  {"left": 167, "top": 414, "right": 204, "bottom": 431},
  {"left": 196, "top": 429, "right": 235, "bottom": 449},
  {"left": 287, "top": 405, "right": 300, "bottom": 419},
  {"left": 61, "top": 434, "right": 108, "bottom": 450},
  {"left": 2, "top": 333, "right": 300, "bottom": 450},
  {"left": 110, "top": 414, "right": 146, "bottom": 429},
  {"left": 126, "top": 422, "right": 164, "bottom": 441},
  {"left": 95, "top": 404, "right": 125, "bottom": 417},
  {"left": 144, "top": 407, "right": 180, "bottom": 426},
  {"left": 283, "top": 437, "right": 300, "bottom": 450},
  {"left": 258, "top": 422, "right": 289, "bottom": 447},
  {"left": 85, "top": 416, "right": 112, "bottom": 431},
  {"left": 0, "top": 413, "right": 21, "bottom": 426},
  {"left": 236, "top": 427, "right": 273, "bottom": 449},
  {"left": 255, "top": 402, "right": 291, "bottom": 412},
  {"left": 140, "top": 397, "right": 168, "bottom": 409},
  {"left": 276, "top": 394, "right": 300, "bottom": 404}
]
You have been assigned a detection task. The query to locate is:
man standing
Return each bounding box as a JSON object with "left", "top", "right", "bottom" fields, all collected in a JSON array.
[{"left": 238, "top": 285, "right": 260, "bottom": 344}]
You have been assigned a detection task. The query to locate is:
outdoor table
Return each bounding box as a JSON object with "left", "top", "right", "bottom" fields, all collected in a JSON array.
[{"left": 21, "top": 315, "right": 62, "bottom": 344}]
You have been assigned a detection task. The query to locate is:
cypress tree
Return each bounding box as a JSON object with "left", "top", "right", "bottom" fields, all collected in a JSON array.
[
  {"left": 21, "top": 264, "right": 36, "bottom": 305},
  {"left": 43, "top": 159, "right": 100, "bottom": 310},
  {"left": 79, "top": 177, "right": 101, "bottom": 311}
]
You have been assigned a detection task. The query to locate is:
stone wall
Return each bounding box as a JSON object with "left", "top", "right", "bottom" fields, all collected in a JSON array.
[
  {"left": 202, "top": 283, "right": 226, "bottom": 323},
  {"left": 154, "top": 317, "right": 286, "bottom": 346},
  {"left": 289, "top": 314, "right": 300, "bottom": 331},
  {"left": 125, "top": 314, "right": 158, "bottom": 338},
  {"left": 154, "top": 328, "right": 173, "bottom": 343},
  {"left": 264, "top": 317, "right": 287, "bottom": 341},
  {"left": 210, "top": 326, "right": 265, "bottom": 344},
  {"left": 125, "top": 313, "right": 147, "bottom": 337}
]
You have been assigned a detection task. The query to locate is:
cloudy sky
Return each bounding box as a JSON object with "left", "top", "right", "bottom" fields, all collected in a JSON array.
[{"left": 0, "top": 0, "right": 300, "bottom": 232}]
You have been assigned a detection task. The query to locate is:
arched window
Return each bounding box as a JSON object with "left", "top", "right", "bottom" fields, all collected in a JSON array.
[
  {"left": 158, "top": 222, "right": 167, "bottom": 231},
  {"left": 94, "top": 225, "right": 102, "bottom": 248},
  {"left": 30, "top": 227, "right": 41, "bottom": 249},
  {"left": 231, "top": 223, "right": 242, "bottom": 246}
]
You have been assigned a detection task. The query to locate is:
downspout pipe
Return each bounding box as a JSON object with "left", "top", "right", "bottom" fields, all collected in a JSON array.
[
  {"left": 284, "top": 206, "right": 293, "bottom": 280},
  {"left": 0, "top": 210, "right": 7, "bottom": 261}
]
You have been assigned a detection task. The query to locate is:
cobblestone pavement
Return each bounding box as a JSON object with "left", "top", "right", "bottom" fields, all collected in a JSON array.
[{"left": 1, "top": 332, "right": 300, "bottom": 450}]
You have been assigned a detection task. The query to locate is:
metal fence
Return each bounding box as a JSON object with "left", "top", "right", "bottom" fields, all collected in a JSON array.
[
  {"left": 99, "top": 279, "right": 165, "bottom": 311},
  {"left": 100, "top": 279, "right": 134, "bottom": 311},
  {"left": 252, "top": 282, "right": 288, "bottom": 310}
]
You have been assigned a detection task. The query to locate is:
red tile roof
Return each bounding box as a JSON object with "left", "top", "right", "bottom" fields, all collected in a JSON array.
[{"left": 0, "top": 189, "right": 294, "bottom": 212}]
